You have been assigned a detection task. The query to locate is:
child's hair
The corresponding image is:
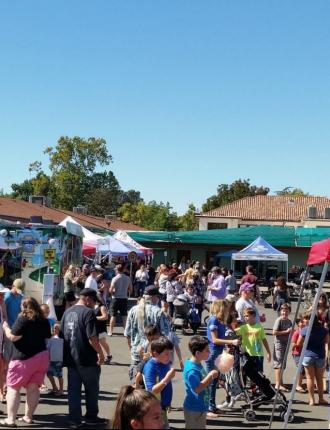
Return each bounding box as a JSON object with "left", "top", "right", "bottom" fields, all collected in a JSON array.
[
  {"left": 150, "top": 337, "right": 173, "bottom": 354},
  {"left": 302, "top": 312, "right": 311, "bottom": 321},
  {"left": 295, "top": 316, "right": 302, "bottom": 325},
  {"left": 210, "top": 299, "right": 228, "bottom": 323},
  {"left": 111, "top": 385, "right": 159, "bottom": 429},
  {"left": 144, "top": 325, "right": 160, "bottom": 339},
  {"left": 280, "top": 303, "right": 291, "bottom": 312},
  {"left": 188, "top": 335, "right": 209, "bottom": 356},
  {"left": 40, "top": 304, "right": 50, "bottom": 312},
  {"left": 244, "top": 307, "right": 256, "bottom": 317}
]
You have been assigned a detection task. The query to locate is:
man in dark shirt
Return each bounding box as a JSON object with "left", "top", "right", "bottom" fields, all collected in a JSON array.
[{"left": 60, "top": 288, "right": 107, "bottom": 429}]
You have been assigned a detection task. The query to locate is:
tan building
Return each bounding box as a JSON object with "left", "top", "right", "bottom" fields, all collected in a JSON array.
[{"left": 197, "top": 195, "right": 330, "bottom": 230}]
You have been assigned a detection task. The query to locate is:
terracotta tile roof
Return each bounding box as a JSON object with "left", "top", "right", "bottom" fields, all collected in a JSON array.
[
  {"left": 199, "top": 195, "right": 330, "bottom": 222},
  {"left": 0, "top": 197, "right": 146, "bottom": 231}
]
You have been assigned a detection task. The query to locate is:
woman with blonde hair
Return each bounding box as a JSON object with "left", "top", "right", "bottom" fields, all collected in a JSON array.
[
  {"left": 205, "top": 299, "right": 241, "bottom": 417},
  {"left": 1, "top": 297, "right": 51, "bottom": 426}
]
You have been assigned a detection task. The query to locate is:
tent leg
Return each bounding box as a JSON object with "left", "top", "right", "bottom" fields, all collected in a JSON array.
[{"left": 283, "top": 261, "right": 329, "bottom": 429}]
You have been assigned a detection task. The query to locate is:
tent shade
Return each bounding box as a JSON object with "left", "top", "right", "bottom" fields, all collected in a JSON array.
[
  {"left": 307, "top": 238, "right": 330, "bottom": 266},
  {"left": 215, "top": 250, "right": 238, "bottom": 258},
  {"left": 113, "top": 230, "right": 153, "bottom": 256},
  {"left": 59, "top": 216, "right": 84, "bottom": 238},
  {"left": 232, "top": 236, "right": 288, "bottom": 261}
]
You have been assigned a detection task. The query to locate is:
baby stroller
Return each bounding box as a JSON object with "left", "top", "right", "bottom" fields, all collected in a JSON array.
[
  {"left": 221, "top": 352, "right": 294, "bottom": 423},
  {"left": 173, "top": 294, "right": 200, "bottom": 334}
]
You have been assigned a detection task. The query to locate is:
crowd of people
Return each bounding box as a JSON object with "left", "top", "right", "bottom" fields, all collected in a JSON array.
[{"left": 0, "top": 260, "right": 328, "bottom": 429}]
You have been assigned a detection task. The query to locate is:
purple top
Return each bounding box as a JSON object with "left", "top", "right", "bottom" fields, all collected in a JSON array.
[{"left": 209, "top": 275, "right": 227, "bottom": 301}]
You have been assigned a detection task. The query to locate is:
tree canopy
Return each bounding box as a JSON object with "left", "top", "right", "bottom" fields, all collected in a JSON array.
[{"left": 201, "top": 179, "right": 270, "bottom": 212}]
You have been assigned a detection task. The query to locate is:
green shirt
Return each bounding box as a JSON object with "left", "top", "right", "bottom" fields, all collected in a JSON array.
[{"left": 235, "top": 323, "right": 265, "bottom": 357}]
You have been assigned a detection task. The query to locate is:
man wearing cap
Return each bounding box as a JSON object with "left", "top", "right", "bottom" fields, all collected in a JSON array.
[
  {"left": 60, "top": 288, "right": 107, "bottom": 428},
  {"left": 235, "top": 283, "right": 261, "bottom": 324},
  {"left": 124, "top": 285, "right": 170, "bottom": 383}
]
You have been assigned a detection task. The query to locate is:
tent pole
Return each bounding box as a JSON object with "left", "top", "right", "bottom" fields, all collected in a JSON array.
[
  {"left": 283, "top": 261, "right": 329, "bottom": 429},
  {"left": 268, "top": 265, "right": 311, "bottom": 429}
]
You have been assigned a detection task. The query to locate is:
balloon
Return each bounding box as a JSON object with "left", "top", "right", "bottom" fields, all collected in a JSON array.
[{"left": 215, "top": 351, "right": 234, "bottom": 374}]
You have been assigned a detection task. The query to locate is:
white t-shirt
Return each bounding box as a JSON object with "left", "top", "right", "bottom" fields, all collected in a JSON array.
[
  {"left": 85, "top": 275, "right": 98, "bottom": 291},
  {"left": 235, "top": 297, "right": 260, "bottom": 323}
]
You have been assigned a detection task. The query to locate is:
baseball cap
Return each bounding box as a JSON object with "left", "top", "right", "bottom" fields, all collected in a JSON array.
[
  {"left": 144, "top": 285, "right": 160, "bottom": 296},
  {"left": 80, "top": 288, "right": 97, "bottom": 300},
  {"left": 239, "top": 282, "right": 254, "bottom": 294}
]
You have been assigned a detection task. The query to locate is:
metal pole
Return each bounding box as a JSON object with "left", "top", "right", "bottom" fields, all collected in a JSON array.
[
  {"left": 268, "top": 266, "right": 311, "bottom": 429},
  {"left": 283, "top": 261, "right": 329, "bottom": 429}
]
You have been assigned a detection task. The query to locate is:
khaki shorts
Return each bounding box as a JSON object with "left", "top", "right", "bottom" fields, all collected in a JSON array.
[{"left": 183, "top": 410, "right": 206, "bottom": 430}]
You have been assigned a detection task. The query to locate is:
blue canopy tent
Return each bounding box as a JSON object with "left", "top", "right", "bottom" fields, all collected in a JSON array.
[{"left": 231, "top": 236, "right": 288, "bottom": 281}]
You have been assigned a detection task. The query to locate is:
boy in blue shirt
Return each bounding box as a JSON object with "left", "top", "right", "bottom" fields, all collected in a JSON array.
[
  {"left": 143, "top": 337, "right": 176, "bottom": 429},
  {"left": 183, "top": 336, "right": 218, "bottom": 429}
]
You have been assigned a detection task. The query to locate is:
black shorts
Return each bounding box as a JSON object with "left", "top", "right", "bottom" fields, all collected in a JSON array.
[{"left": 109, "top": 298, "right": 128, "bottom": 317}]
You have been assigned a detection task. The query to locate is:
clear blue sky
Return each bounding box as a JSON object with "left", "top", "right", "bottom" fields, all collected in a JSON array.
[{"left": 0, "top": 1, "right": 329, "bottom": 214}]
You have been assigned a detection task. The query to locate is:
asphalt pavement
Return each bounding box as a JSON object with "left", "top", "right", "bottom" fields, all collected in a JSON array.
[{"left": 3, "top": 298, "right": 329, "bottom": 429}]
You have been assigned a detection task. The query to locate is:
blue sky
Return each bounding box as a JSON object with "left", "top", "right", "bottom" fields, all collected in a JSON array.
[{"left": 0, "top": 1, "right": 329, "bottom": 214}]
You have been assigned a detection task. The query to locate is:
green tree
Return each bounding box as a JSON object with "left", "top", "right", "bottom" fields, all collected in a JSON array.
[
  {"left": 275, "top": 187, "right": 309, "bottom": 196},
  {"left": 44, "top": 136, "right": 112, "bottom": 209},
  {"left": 11, "top": 179, "right": 34, "bottom": 201},
  {"left": 202, "top": 179, "right": 270, "bottom": 212},
  {"left": 179, "top": 204, "right": 199, "bottom": 231},
  {"left": 117, "top": 201, "right": 180, "bottom": 231}
]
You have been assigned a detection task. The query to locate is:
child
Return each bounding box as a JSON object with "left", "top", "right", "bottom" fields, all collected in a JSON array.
[
  {"left": 235, "top": 308, "right": 274, "bottom": 401},
  {"left": 135, "top": 325, "right": 160, "bottom": 388},
  {"left": 272, "top": 303, "right": 293, "bottom": 392},
  {"left": 218, "top": 312, "right": 242, "bottom": 410},
  {"left": 291, "top": 316, "right": 307, "bottom": 393},
  {"left": 94, "top": 295, "right": 112, "bottom": 365},
  {"left": 183, "top": 336, "right": 218, "bottom": 429},
  {"left": 47, "top": 324, "right": 64, "bottom": 396},
  {"left": 142, "top": 337, "right": 176, "bottom": 429},
  {"left": 41, "top": 303, "right": 56, "bottom": 331},
  {"left": 111, "top": 385, "right": 163, "bottom": 430}
]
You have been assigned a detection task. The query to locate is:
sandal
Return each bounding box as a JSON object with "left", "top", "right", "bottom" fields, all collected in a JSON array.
[
  {"left": 18, "top": 417, "right": 34, "bottom": 424},
  {"left": 0, "top": 419, "right": 17, "bottom": 428},
  {"left": 317, "top": 400, "right": 329, "bottom": 405},
  {"left": 296, "top": 387, "right": 307, "bottom": 393}
]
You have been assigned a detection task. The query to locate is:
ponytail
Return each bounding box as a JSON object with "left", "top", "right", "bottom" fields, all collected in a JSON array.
[{"left": 111, "top": 386, "right": 158, "bottom": 429}]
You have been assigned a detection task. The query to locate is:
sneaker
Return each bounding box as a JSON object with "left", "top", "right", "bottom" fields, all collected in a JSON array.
[
  {"left": 227, "top": 399, "right": 236, "bottom": 409},
  {"left": 84, "top": 417, "right": 108, "bottom": 426},
  {"left": 216, "top": 401, "right": 229, "bottom": 409},
  {"left": 104, "top": 355, "right": 112, "bottom": 365}
]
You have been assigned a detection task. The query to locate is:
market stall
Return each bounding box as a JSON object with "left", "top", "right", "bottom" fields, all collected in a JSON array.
[{"left": 231, "top": 236, "right": 288, "bottom": 281}]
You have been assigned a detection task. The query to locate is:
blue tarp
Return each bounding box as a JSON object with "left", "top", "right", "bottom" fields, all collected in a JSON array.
[{"left": 232, "top": 236, "right": 288, "bottom": 261}]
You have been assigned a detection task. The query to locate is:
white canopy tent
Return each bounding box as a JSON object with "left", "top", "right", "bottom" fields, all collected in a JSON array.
[{"left": 231, "top": 236, "right": 288, "bottom": 280}]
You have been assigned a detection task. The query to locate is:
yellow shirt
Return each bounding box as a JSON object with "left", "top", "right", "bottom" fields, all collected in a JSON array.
[{"left": 235, "top": 323, "right": 265, "bottom": 357}]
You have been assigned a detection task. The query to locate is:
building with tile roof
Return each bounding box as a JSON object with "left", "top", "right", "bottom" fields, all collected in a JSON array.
[
  {"left": 197, "top": 195, "right": 330, "bottom": 230},
  {"left": 0, "top": 197, "right": 145, "bottom": 232}
]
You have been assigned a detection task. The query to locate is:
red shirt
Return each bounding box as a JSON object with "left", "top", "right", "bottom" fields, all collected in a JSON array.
[{"left": 291, "top": 329, "right": 301, "bottom": 356}]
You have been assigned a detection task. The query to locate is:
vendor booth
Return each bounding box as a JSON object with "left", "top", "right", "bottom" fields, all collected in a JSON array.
[{"left": 231, "top": 236, "right": 288, "bottom": 281}]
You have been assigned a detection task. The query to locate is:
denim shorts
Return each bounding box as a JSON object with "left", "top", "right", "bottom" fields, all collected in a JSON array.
[
  {"left": 47, "top": 361, "right": 63, "bottom": 378},
  {"left": 302, "top": 356, "right": 325, "bottom": 368}
]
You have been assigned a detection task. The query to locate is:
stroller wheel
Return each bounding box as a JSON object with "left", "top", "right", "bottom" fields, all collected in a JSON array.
[
  {"left": 244, "top": 410, "right": 256, "bottom": 421},
  {"left": 280, "top": 411, "right": 294, "bottom": 423},
  {"left": 278, "top": 404, "right": 286, "bottom": 413}
]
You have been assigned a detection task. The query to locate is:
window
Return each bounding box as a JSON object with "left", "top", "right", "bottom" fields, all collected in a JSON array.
[{"left": 207, "top": 223, "right": 228, "bottom": 230}]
